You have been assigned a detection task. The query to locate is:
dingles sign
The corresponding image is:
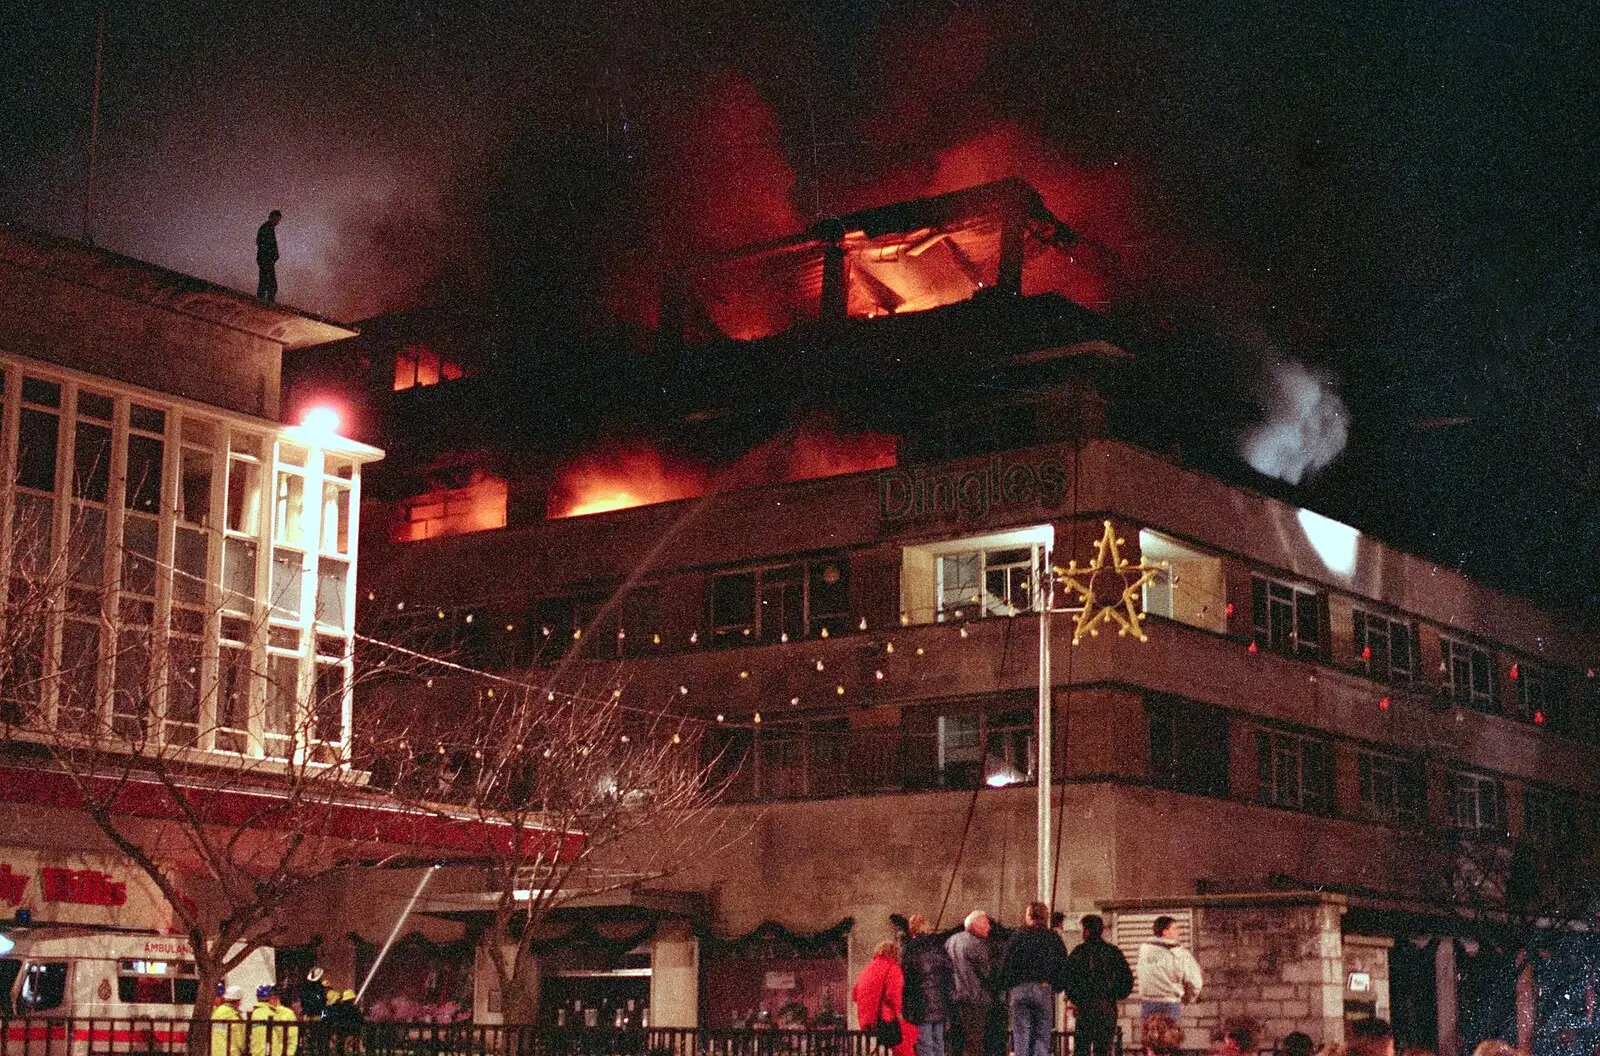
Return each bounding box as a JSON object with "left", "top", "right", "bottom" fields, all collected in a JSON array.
[{"left": 879, "top": 455, "right": 1069, "bottom": 524}]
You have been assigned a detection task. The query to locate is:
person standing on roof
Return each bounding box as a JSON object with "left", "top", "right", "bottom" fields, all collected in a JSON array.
[{"left": 256, "top": 210, "right": 282, "bottom": 304}]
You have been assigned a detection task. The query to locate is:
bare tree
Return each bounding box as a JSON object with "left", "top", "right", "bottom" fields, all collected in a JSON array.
[
  {"left": 0, "top": 510, "right": 423, "bottom": 1055},
  {"left": 367, "top": 658, "right": 735, "bottom": 1025}
]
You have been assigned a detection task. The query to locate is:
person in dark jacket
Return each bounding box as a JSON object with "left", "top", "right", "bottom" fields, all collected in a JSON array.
[
  {"left": 256, "top": 210, "right": 281, "bottom": 303},
  {"left": 995, "top": 902, "right": 1071, "bottom": 1056},
  {"left": 901, "top": 915, "right": 955, "bottom": 1056},
  {"left": 1065, "top": 915, "right": 1133, "bottom": 1056}
]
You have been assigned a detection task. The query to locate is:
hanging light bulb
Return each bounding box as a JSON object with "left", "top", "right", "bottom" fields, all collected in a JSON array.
[
  {"left": 781, "top": 632, "right": 789, "bottom": 643},
  {"left": 815, "top": 659, "right": 825, "bottom": 671},
  {"left": 900, "top": 614, "right": 910, "bottom": 627},
  {"left": 505, "top": 623, "right": 515, "bottom": 632},
  {"left": 916, "top": 647, "right": 925, "bottom": 656},
  {"left": 396, "top": 601, "right": 406, "bottom": 610},
  {"left": 1361, "top": 645, "right": 1371, "bottom": 661},
  {"left": 690, "top": 631, "right": 699, "bottom": 644},
  {"left": 653, "top": 633, "right": 661, "bottom": 645},
  {"left": 790, "top": 697, "right": 800, "bottom": 706},
  {"left": 859, "top": 617, "right": 868, "bottom": 631},
  {"left": 426, "top": 679, "right": 434, "bottom": 688},
  {"left": 875, "top": 670, "right": 884, "bottom": 680},
  {"left": 820, "top": 627, "right": 829, "bottom": 639},
  {"left": 1248, "top": 641, "right": 1258, "bottom": 654},
  {"left": 679, "top": 685, "right": 689, "bottom": 695},
  {"left": 836, "top": 685, "right": 845, "bottom": 696},
  {"left": 752, "top": 712, "right": 762, "bottom": 725},
  {"left": 1224, "top": 602, "right": 1234, "bottom": 616},
  {"left": 739, "top": 670, "right": 750, "bottom": 680},
  {"left": 1509, "top": 663, "right": 1519, "bottom": 681},
  {"left": 716, "top": 714, "right": 725, "bottom": 723},
  {"left": 672, "top": 732, "right": 682, "bottom": 745},
  {"left": 959, "top": 626, "right": 968, "bottom": 638},
  {"left": 885, "top": 641, "right": 895, "bottom": 654}
]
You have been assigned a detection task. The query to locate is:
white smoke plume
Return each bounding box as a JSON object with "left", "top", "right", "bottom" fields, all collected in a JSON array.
[{"left": 1240, "top": 359, "right": 1351, "bottom": 484}]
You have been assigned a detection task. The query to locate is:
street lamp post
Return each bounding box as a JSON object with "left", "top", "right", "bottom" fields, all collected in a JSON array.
[{"left": 1036, "top": 542, "right": 1054, "bottom": 905}]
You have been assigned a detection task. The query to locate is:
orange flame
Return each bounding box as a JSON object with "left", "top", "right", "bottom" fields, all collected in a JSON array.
[
  {"left": 549, "top": 422, "right": 899, "bottom": 519},
  {"left": 549, "top": 448, "right": 708, "bottom": 519}
]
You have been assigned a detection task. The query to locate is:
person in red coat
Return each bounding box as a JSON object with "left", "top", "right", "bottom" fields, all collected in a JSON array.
[{"left": 853, "top": 940, "right": 918, "bottom": 1056}]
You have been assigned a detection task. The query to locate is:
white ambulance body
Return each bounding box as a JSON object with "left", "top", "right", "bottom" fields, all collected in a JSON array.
[{"left": 1, "top": 930, "right": 273, "bottom": 1049}]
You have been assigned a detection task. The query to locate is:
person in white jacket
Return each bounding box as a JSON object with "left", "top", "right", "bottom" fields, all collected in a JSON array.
[{"left": 1136, "top": 916, "right": 1203, "bottom": 1021}]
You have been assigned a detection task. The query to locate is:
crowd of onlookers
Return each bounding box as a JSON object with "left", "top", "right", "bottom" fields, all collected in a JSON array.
[{"left": 849, "top": 905, "right": 1470, "bottom": 1056}]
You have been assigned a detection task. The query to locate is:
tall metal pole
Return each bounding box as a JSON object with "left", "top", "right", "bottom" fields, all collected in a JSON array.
[
  {"left": 1036, "top": 541, "right": 1054, "bottom": 905},
  {"left": 83, "top": 11, "right": 105, "bottom": 245}
]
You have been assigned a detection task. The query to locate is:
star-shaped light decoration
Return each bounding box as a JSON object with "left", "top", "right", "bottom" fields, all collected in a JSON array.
[{"left": 1054, "top": 520, "right": 1168, "bottom": 645}]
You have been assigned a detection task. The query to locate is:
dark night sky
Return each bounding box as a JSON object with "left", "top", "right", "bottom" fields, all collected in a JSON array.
[{"left": 3, "top": 1, "right": 1598, "bottom": 623}]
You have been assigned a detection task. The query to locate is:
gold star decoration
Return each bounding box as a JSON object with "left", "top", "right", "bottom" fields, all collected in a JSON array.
[{"left": 1053, "top": 520, "right": 1168, "bottom": 644}]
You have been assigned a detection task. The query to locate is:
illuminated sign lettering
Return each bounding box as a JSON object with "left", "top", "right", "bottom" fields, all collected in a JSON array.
[
  {"left": 0, "top": 864, "right": 28, "bottom": 906},
  {"left": 41, "top": 867, "right": 127, "bottom": 907},
  {"left": 879, "top": 456, "right": 1069, "bottom": 523}
]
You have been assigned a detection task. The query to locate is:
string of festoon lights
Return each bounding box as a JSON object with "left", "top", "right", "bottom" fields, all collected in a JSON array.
[{"left": 359, "top": 586, "right": 1078, "bottom": 739}]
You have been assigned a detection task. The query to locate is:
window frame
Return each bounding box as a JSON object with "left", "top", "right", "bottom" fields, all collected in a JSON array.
[
  {"left": 1352, "top": 608, "right": 1416, "bottom": 684},
  {"left": 1251, "top": 575, "right": 1323, "bottom": 660},
  {"left": 1255, "top": 728, "right": 1335, "bottom": 814},
  {"left": 1355, "top": 749, "right": 1426, "bottom": 826},
  {"left": 1446, "top": 770, "right": 1506, "bottom": 835},
  {"left": 708, "top": 557, "right": 851, "bottom": 646},
  {"left": 1440, "top": 637, "right": 1498, "bottom": 712}
]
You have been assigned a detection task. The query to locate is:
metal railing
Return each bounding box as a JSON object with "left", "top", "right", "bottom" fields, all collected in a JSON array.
[{"left": 0, "top": 1020, "right": 1106, "bottom": 1056}]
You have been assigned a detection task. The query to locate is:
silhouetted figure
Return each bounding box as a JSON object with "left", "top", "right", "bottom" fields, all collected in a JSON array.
[{"left": 257, "top": 210, "right": 282, "bottom": 303}]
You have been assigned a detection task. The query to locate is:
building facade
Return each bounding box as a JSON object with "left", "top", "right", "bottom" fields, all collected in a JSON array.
[
  {"left": 279, "top": 181, "right": 1599, "bottom": 1051},
  {"left": 352, "top": 431, "right": 1598, "bottom": 1049},
  {"left": 0, "top": 223, "right": 466, "bottom": 1015}
]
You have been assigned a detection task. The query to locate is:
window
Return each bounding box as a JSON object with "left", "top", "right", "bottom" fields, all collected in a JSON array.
[
  {"left": 709, "top": 558, "right": 850, "bottom": 645},
  {"left": 1441, "top": 638, "right": 1497, "bottom": 712},
  {"left": 1511, "top": 661, "right": 1550, "bottom": 724},
  {"left": 17, "top": 962, "right": 67, "bottom": 1014},
  {"left": 938, "top": 704, "right": 1036, "bottom": 789},
  {"left": 393, "top": 344, "right": 465, "bottom": 391},
  {"left": 1147, "top": 695, "right": 1230, "bottom": 797},
  {"left": 1252, "top": 576, "right": 1322, "bottom": 659},
  {"left": 1447, "top": 771, "right": 1506, "bottom": 834},
  {"left": 1139, "top": 531, "right": 1229, "bottom": 633},
  {"left": 1522, "top": 786, "right": 1576, "bottom": 844},
  {"left": 125, "top": 418, "right": 165, "bottom": 515},
  {"left": 392, "top": 473, "right": 508, "bottom": 541},
  {"left": 1255, "top": 730, "right": 1333, "bottom": 813},
  {"left": 938, "top": 545, "right": 1038, "bottom": 620},
  {"left": 1357, "top": 751, "right": 1425, "bottom": 825},
  {"left": 1353, "top": 610, "right": 1414, "bottom": 683},
  {"left": 117, "top": 959, "right": 198, "bottom": 1005},
  {"left": 748, "top": 718, "right": 852, "bottom": 801}
]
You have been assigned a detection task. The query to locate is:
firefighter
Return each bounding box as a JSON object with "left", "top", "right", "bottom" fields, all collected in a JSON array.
[
  {"left": 250, "top": 984, "right": 300, "bottom": 1056},
  {"left": 213, "top": 985, "right": 247, "bottom": 1056}
]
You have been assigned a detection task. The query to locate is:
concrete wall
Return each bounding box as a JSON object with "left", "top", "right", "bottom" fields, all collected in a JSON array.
[{"left": 0, "top": 258, "right": 282, "bottom": 417}]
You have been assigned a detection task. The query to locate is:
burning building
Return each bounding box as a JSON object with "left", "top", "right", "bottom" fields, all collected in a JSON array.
[{"left": 285, "top": 182, "right": 1599, "bottom": 1051}]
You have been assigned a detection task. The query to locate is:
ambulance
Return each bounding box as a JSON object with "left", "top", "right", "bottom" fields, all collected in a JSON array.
[{"left": 1, "top": 929, "right": 274, "bottom": 1051}]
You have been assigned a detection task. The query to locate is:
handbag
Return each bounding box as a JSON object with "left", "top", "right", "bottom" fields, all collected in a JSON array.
[{"left": 874, "top": 989, "right": 902, "bottom": 1049}]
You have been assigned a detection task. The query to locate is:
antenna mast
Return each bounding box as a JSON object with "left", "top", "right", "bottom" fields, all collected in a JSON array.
[{"left": 83, "top": 10, "right": 106, "bottom": 245}]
